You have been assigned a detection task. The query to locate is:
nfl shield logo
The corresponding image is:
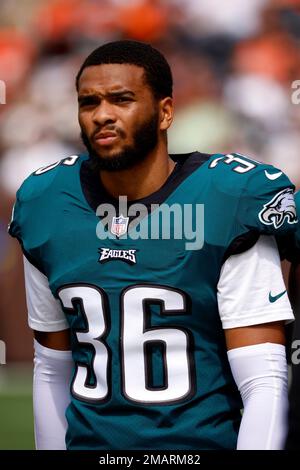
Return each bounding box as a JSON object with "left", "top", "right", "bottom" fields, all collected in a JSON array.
[{"left": 111, "top": 214, "right": 129, "bottom": 237}]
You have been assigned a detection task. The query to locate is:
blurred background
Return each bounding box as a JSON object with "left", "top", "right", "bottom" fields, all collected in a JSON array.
[{"left": 1, "top": 0, "right": 300, "bottom": 449}]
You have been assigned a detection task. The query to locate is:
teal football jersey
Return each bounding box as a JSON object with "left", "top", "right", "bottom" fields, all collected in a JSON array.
[{"left": 9, "top": 152, "right": 297, "bottom": 450}]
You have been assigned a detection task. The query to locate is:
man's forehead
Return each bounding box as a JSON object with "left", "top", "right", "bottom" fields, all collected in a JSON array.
[{"left": 78, "top": 63, "right": 147, "bottom": 94}]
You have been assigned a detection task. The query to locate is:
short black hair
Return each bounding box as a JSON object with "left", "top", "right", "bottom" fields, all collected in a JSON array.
[{"left": 76, "top": 40, "right": 173, "bottom": 99}]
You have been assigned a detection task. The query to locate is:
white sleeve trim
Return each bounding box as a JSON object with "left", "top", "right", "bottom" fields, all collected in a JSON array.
[
  {"left": 218, "top": 235, "right": 294, "bottom": 329},
  {"left": 23, "top": 256, "right": 69, "bottom": 332}
]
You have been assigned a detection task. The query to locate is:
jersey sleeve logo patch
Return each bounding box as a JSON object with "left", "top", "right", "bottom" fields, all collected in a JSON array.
[{"left": 258, "top": 188, "right": 297, "bottom": 229}]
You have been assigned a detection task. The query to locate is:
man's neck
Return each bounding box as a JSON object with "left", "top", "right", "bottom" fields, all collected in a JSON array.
[{"left": 99, "top": 148, "right": 175, "bottom": 201}]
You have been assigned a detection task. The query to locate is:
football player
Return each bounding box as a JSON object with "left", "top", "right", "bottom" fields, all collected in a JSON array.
[{"left": 9, "top": 40, "right": 297, "bottom": 450}]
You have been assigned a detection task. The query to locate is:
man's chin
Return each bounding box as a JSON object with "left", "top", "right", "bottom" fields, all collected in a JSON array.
[
  {"left": 88, "top": 150, "right": 138, "bottom": 172},
  {"left": 92, "top": 151, "right": 119, "bottom": 161},
  {"left": 90, "top": 143, "right": 119, "bottom": 158}
]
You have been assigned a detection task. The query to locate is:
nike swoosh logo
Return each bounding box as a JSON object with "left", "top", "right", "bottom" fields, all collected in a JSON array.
[
  {"left": 265, "top": 170, "right": 283, "bottom": 180},
  {"left": 269, "top": 290, "right": 287, "bottom": 303}
]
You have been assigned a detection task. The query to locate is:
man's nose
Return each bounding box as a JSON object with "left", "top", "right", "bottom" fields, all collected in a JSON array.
[{"left": 92, "top": 100, "right": 116, "bottom": 125}]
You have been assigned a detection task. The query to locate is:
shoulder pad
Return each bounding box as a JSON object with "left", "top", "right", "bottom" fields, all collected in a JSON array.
[
  {"left": 8, "top": 154, "right": 86, "bottom": 242},
  {"left": 207, "top": 152, "right": 289, "bottom": 196},
  {"left": 16, "top": 154, "right": 84, "bottom": 202},
  {"left": 207, "top": 152, "right": 297, "bottom": 239}
]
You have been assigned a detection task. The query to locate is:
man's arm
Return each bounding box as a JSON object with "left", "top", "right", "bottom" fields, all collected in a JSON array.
[
  {"left": 33, "top": 333, "right": 72, "bottom": 450},
  {"left": 288, "top": 262, "right": 300, "bottom": 310},
  {"left": 33, "top": 331, "right": 72, "bottom": 449},
  {"left": 34, "top": 329, "right": 71, "bottom": 350},
  {"left": 33, "top": 329, "right": 72, "bottom": 450},
  {"left": 225, "top": 321, "right": 285, "bottom": 350},
  {"left": 23, "top": 256, "right": 73, "bottom": 450},
  {"left": 285, "top": 263, "right": 300, "bottom": 449},
  {"left": 225, "top": 323, "right": 288, "bottom": 450},
  {"left": 218, "top": 235, "right": 293, "bottom": 449}
]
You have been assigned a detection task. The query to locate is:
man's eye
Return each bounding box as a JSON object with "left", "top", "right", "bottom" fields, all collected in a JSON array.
[
  {"left": 115, "top": 96, "right": 131, "bottom": 103},
  {"left": 79, "top": 98, "right": 97, "bottom": 107}
]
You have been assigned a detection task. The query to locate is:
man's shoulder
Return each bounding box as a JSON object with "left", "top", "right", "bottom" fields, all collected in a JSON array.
[
  {"left": 8, "top": 154, "right": 87, "bottom": 242},
  {"left": 195, "top": 152, "right": 296, "bottom": 249},
  {"left": 181, "top": 152, "right": 294, "bottom": 212},
  {"left": 203, "top": 152, "right": 292, "bottom": 196},
  {"left": 178, "top": 151, "right": 291, "bottom": 191},
  {"left": 16, "top": 154, "right": 86, "bottom": 203}
]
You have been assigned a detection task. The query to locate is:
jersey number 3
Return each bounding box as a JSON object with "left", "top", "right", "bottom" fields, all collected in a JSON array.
[{"left": 58, "top": 284, "right": 195, "bottom": 405}]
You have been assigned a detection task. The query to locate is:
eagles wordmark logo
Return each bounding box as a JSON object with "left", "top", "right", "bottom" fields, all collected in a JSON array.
[
  {"left": 98, "top": 248, "right": 137, "bottom": 265},
  {"left": 258, "top": 188, "right": 297, "bottom": 229}
]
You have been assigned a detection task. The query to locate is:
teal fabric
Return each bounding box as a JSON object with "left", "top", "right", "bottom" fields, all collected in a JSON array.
[{"left": 9, "top": 153, "right": 296, "bottom": 449}]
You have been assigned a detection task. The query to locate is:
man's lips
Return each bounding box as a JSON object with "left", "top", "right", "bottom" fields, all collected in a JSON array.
[{"left": 93, "top": 131, "right": 119, "bottom": 146}]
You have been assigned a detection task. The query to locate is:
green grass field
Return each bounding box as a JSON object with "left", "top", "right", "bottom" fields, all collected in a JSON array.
[{"left": 0, "top": 364, "right": 35, "bottom": 449}]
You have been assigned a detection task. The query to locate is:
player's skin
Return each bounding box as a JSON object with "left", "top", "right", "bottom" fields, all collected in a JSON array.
[
  {"left": 33, "top": 63, "right": 286, "bottom": 351},
  {"left": 286, "top": 262, "right": 300, "bottom": 448},
  {"left": 288, "top": 263, "right": 300, "bottom": 312},
  {"left": 286, "top": 261, "right": 300, "bottom": 355}
]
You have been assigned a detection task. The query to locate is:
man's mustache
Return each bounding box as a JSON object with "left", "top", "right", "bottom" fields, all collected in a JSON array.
[{"left": 91, "top": 126, "right": 126, "bottom": 140}]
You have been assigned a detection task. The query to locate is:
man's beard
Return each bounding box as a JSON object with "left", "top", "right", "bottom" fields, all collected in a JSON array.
[{"left": 81, "top": 111, "right": 159, "bottom": 172}]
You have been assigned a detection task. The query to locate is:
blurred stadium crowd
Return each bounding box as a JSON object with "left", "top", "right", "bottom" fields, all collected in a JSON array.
[{"left": 1, "top": 0, "right": 300, "bottom": 362}]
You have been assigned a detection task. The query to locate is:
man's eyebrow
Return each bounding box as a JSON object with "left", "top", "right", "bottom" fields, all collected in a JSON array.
[
  {"left": 78, "top": 90, "right": 135, "bottom": 100},
  {"left": 107, "top": 90, "right": 135, "bottom": 97}
]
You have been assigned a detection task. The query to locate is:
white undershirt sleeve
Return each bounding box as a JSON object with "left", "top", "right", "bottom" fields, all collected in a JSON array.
[
  {"left": 228, "top": 342, "right": 289, "bottom": 449},
  {"left": 218, "top": 235, "right": 294, "bottom": 329},
  {"left": 23, "top": 256, "right": 69, "bottom": 332},
  {"left": 33, "top": 339, "right": 73, "bottom": 450}
]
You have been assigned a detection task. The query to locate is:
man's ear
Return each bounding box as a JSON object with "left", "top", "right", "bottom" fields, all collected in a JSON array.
[{"left": 159, "top": 97, "right": 173, "bottom": 131}]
